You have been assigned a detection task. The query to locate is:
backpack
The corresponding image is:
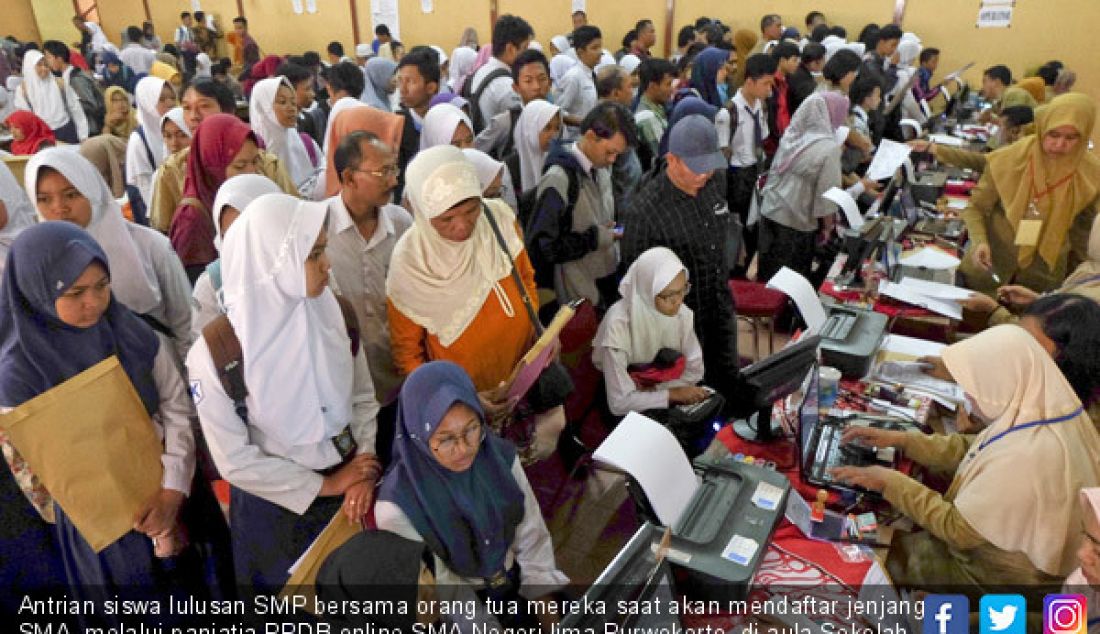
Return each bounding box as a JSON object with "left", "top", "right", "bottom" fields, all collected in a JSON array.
[
  {"left": 201, "top": 295, "right": 361, "bottom": 425},
  {"left": 461, "top": 67, "right": 511, "bottom": 134},
  {"left": 523, "top": 163, "right": 582, "bottom": 287},
  {"left": 489, "top": 106, "right": 522, "bottom": 160},
  {"left": 68, "top": 69, "right": 105, "bottom": 136}
]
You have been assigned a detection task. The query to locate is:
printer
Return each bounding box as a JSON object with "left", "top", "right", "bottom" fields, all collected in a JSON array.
[
  {"left": 658, "top": 456, "right": 790, "bottom": 602},
  {"left": 909, "top": 171, "right": 947, "bottom": 207},
  {"left": 819, "top": 303, "right": 889, "bottom": 378}
]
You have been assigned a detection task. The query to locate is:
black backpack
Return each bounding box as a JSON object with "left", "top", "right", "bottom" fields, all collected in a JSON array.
[{"left": 461, "top": 67, "right": 511, "bottom": 134}]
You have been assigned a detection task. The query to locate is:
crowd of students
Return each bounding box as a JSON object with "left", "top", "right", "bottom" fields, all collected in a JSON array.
[{"left": 1, "top": 5, "right": 1100, "bottom": 627}]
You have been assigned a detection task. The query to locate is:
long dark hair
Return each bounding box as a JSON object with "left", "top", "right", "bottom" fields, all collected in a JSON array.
[{"left": 1023, "top": 294, "right": 1100, "bottom": 408}]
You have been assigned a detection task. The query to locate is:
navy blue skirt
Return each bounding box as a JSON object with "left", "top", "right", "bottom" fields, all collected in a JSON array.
[
  {"left": 229, "top": 485, "right": 342, "bottom": 596},
  {"left": 54, "top": 476, "right": 234, "bottom": 627},
  {"left": 0, "top": 457, "right": 67, "bottom": 616}
]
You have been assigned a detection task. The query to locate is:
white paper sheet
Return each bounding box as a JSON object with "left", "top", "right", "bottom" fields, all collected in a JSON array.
[
  {"left": 881, "top": 334, "right": 946, "bottom": 359},
  {"left": 879, "top": 281, "right": 963, "bottom": 320},
  {"left": 306, "top": 0, "right": 317, "bottom": 13},
  {"left": 823, "top": 187, "right": 863, "bottom": 229},
  {"left": 291, "top": 0, "right": 304, "bottom": 14},
  {"left": 946, "top": 198, "right": 969, "bottom": 210},
  {"left": 898, "top": 277, "right": 974, "bottom": 300},
  {"left": 592, "top": 412, "right": 699, "bottom": 526},
  {"left": 876, "top": 361, "right": 965, "bottom": 403},
  {"left": 766, "top": 267, "right": 827, "bottom": 334},
  {"left": 944, "top": 62, "right": 975, "bottom": 81},
  {"left": 900, "top": 247, "right": 961, "bottom": 270},
  {"left": 928, "top": 133, "right": 965, "bottom": 147},
  {"left": 866, "top": 139, "right": 913, "bottom": 181}
]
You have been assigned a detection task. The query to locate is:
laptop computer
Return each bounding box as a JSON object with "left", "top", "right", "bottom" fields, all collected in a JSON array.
[{"left": 796, "top": 371, "right": 901, "bottom": 495}]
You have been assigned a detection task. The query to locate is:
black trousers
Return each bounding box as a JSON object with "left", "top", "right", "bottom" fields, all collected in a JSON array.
[{"left": 727, "top": 164, "right": 761, "bottom": 274}]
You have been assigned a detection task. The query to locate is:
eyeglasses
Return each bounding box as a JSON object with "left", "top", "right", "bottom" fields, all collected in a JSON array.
[
  {"left": 351, "top": 165, "right": 400, "bottom": 180},
  {"left": 430, "top": 423, "right": 483, "bottom": 456},
  {"left": 656, "top": 282, "right": 691, "bottom": 302}
]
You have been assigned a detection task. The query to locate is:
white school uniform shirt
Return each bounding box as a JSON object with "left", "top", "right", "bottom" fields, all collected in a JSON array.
[
  {"left": 469, "top": 56, "right": 522, "bottom": 126},
  {"left": 127, "top": 223, "right": 195, "bottom": 362},
  {"left": 324, "top": 196, "right": 413, "bottom": 406},
  {"left": 186, "top": 333, "right": 379, "bottom": 514},
  {"left": 555, "top": 63, "right": 598, "bottom": 139},
  {"left": 729, "top": 89, "right": 768, "bottom": 168},
  {"left": 175, "top": 25, "right": 194, "bottom": 45},
  {"left": 119, "top": 43, "right": 156, "bottom": 76}
]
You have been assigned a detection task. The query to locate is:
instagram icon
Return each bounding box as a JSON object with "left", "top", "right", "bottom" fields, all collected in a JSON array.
[{"left": 1045, "top": 595, "right": 1087, "bottom": 634}]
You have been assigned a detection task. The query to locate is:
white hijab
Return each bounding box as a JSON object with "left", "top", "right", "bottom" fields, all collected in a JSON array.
[
  {"left": 449, "top": 46, "right": 478, "bottom": 93},
  {"left": 134, "top": 76, "right": 168, "bottom": 167},
  {"left": 549, "top": 54, "right": 577, "bottom": 85},
  {"left": 430, "top": 45, "right": 448, "bottom": 67},
  {"left": 619, "top": 54, "right": 642, "bottom": 76},
  {"left": 25, "top": 148, "right": 162, "bottom": 314},
  {"left": 195, "top": 53, "right": 213, "bottom": 78},
  {"left": 419, "top": 103, "right": 474, "bottom": 151},
  {"left": 19, "top": 51, "right": 69, "bottom": 129},
  {"left": 593, "top": 247, "right": 691, "bottom": 365},
  {"left": 771, "top": 94, "right": 842, "bottom": 175},
  {"left": 943, "top": 325, "right": 1100, "bottom": 576},
  {"left": 250, "top": 76, "right": 318, "bottom": 192},
  {"left": 461, "top": 148, "right": 504, "bottom": 192},
  {"left": 0, "top": 161, "right": 35, "bottom": 272},
  {"left": 515, "top": 99, "right": 561, "bottom": 193},
  {"left": 550, "top": 35, "right": 571, "bottom": 55},
  {"left": 221, "top": 193, "right": 353, "bottom": 447},
  {"left": 386, "top": 146, "right": 524, "bottom": 347},
  {"left": 158, "top": 106, "right": 191, "bottom": 156},
  {"left": 821, "top": 36, "right": 846, "bottom": 62},
  {"left": 212, "top": 174, "right": 281, "bottom": 251}
]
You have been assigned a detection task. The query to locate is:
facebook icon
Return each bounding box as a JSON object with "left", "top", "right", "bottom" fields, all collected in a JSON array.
[{"left": 924, "top": 595, "right": 970, "bottom": 634}]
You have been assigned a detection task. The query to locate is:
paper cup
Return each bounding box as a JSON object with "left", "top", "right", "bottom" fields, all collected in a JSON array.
[{"left": 820, "top": 366, "right": 842, "bottom": 407}]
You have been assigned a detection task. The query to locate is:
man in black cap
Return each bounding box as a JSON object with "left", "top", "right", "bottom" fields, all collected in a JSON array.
[{"left": 621, "top": 115, "right": 741, "bottom": 408}]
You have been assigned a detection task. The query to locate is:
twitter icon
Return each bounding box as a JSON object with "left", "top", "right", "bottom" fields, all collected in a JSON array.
[{"left": 981, "top": 595, "right": 1027, "bottom": 634}]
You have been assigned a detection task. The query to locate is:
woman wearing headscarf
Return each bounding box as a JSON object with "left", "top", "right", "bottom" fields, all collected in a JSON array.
[
  {"left": 125, "top": 76, "right": 177, "bottom": 210},
  {"left": 13, "top": 50, "right": 87, "bottom": 143},
  {"left": 689, "top": 47, "right": 730, "bottom": 108},
  {"left": 0, "top": 160, "right": 34, "bottom": 277},
  {"left": 187, "top": 193, "right": 380, "bottom": 592},
  {"left": 448, "top": 47, "right": 478, "bottom": 95},
  {"left": 102, "top": 85, "right": 137, "bottom": 140},
  {"left": 1065, "top": 488, "right": 1100, "bottom": 633},
  {"left": 189, "top": 174, "right": 282, "bottom": 341},
  {"left": 463, "top": 147, "right": 518, "bottom": 212},
  {"left": 549, "top": 35, "right": 571, "bottom": 57},
  {"left": 507, "top": 100, "right": 562, "bottom": 196},
  {"left": 100, "top": 51, "right": 138, "bottom": 94},
  {"left": 321, "top": 105, "right": 404, "bottom": 197},
  {"left": 150, "top": 60, "right": 182, "bottom": 90},
  {"left": 657, "top": 95, "right": 724, "bottom": 158},
  {"left": 388, "top": 146, "right": 565, "bottom": 462},
  {"left": 548, "top": 54, "right": 576, "bottom": 90},
  {"left": 362, "top": 57, "right": 398, "bottom": 111},
  {"left": 170, "top": 114, "right": 264, "bottom": 281},
  {"left": 834, "top": 326, "right": 1100, "bottom": 600},
  {"left": 376, "top": 361, "right": 567, "bottom": 623},
  {"left": 241, "top": 55, "right": 285, "bottom": 100},
  {"left": 1015, "top": 76, "right": 1048, "bottom": 106},
  {"left": 732, "top": 29, "right": 759, "bottom": 88},
  {"left": 194, "top": 53, "right": 213, "bottom": 79},
  {"left": 755, "top": 93, "right": 851, "bottom": 282},
  {"left": 250, "top": 76, "right": 323, "bottom": 200},
  {"left": 0, "top": 222, "right": 233, "bottom": 614},
  {"left": 419, "top": 102, "right": 475, "bottom": 151},
  {"left": 4, "top": 110, "right": 56, "bottom": 155},
  {"left": 593, "top": 247, "right": 707, "bottom": 419},
  {"left": 26, "top": 149, "right": 192, "bottom": 360},
  {"left": 961, "top": 93, "right": 1100, "bottom": 296},
  {"left": 458, "top": 27, "right": 480, "bottom": 50}
]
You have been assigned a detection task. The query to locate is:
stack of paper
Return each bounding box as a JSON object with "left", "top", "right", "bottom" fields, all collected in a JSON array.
[
  {"left": 879, "top": 280, "right": 963, "bottom": 320},
  {"left": 876, "top": 361, "right": 965, "bottom": 404},
  {"left": 899, "top": 247, "right": 961, "bottom": 270},
  {"left": 866, "top": 139, "right": 913, "bottom": 181},
  {"left": 928, "top": 133, "right": 966, "bottom": 147}
]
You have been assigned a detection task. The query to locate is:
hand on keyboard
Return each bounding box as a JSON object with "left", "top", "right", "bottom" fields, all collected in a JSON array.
[
  {"left": 830, "top": 465, "right": 892, "bottom": 493},
  {"left": 670, "top": 385, "right": 712, "bottom": 405}
]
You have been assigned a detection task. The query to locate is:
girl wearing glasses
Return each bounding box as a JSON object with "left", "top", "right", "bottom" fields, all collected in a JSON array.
[
  {"left": 593, "top": 247, "right": 710, "bottom": 421},
  {"left": 377, "top": 361, "right": 567, "bottom": 629}
]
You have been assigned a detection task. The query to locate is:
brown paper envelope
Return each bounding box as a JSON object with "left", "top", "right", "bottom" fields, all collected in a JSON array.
[
  {"left": 0, "top": 356, "right": 164, "bottom": 552},
  {"left": 280, "top": 510, "right": 363, "bottom": 612}
]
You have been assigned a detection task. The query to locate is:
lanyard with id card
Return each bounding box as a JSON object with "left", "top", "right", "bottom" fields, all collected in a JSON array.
[{"left": 1017, "top": 159, "right": 1075, "bottom": 247}]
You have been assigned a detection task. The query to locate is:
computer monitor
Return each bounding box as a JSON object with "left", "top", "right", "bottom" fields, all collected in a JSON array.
[
  {"left": 732, "top": 334, "right": 822, "bottom": 443},
  {"left": 798, "top": 367, "right": 821, "bottom": 475},
  {"left": 559, "top": 522, "right": 679, "bottom": 632}
]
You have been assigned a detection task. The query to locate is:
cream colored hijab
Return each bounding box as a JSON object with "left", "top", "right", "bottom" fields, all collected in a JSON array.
[
  {"left": 386, "top": 145, "right": 524, "bottom": 347},
  {"left": 943, "top": 325, "right": 1100, "bottom": 576},
  {"left": 593, "top": 247, "right": 691, "bottom": 365}
]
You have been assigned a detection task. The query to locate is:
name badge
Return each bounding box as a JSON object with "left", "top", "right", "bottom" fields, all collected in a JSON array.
[{"left": 1014, "top": 219, "right": 1043, "bottom": 247}]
